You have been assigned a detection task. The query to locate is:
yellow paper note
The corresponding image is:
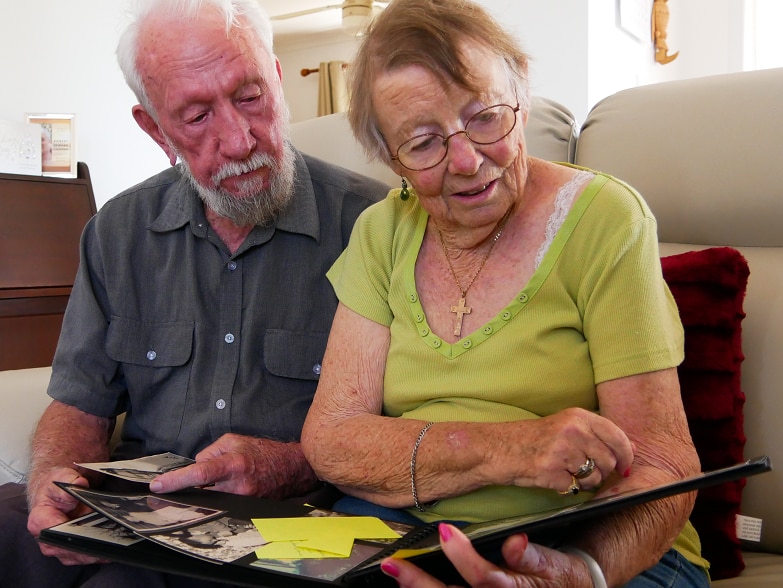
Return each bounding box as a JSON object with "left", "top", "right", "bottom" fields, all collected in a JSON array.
[
  {"left": 253, "top": 516, "right": 400, "bottom": 542},
  {"left": 255, "top": 539, "right": 351, "bottom": 559},
  {"left": 252, "top": 516, "right": 401, "bottom": 560}
]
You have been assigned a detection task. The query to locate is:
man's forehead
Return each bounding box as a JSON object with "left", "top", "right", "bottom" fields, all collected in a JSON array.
[
  {"left": 137, "top": 16, "right": 271, "bottom": 94},
  {"left": 136, "top": 9, "right": 268, "bottom": 73}
]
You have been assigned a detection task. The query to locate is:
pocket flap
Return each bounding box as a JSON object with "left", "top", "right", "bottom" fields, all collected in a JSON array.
[
  {"left": 264, "top": 329, "right": 328, "bottom": 381},
  {"left": 106, "top": 316, "right": 194, "bottom": 367}
]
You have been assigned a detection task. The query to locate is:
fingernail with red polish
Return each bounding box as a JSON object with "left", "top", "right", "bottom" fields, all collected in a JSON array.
[
  {"left": 439, "top": 523, "right": 453, "bottom": 542},
  {"left": 381, "top": 560, "right": 400, "bottom": 578},
  {"left": 624, "top": 467, "right": 632, "bottom": 478}
]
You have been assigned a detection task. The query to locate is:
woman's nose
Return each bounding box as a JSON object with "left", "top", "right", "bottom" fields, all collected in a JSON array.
[{"left": 445, "top": 132, "right": 482, "bottom": 175}]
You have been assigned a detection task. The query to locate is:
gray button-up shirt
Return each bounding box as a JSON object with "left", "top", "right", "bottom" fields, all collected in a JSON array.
[{"left": 48, "top": 150, "right": 389, "bottom": 459}]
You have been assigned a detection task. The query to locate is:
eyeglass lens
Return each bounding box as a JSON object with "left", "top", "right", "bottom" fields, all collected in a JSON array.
[{"left": 395, "top": 103, "right": 518, "bottom": 171}]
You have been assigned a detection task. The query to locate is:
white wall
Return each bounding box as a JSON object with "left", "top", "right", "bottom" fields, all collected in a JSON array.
[
  {"left": 0, "top": 0, "right": 751, "bottom": 209},
  {"left": 0, "top": 0, "right": 169, "bottom": 210},
  {"left": 277, "top": 1, "right": 591, "bottom": 124}
]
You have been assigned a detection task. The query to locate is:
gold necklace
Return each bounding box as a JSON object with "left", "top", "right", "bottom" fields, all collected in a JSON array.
[{"left": 437, "top": 209, "right": 512, "bottom": 337}]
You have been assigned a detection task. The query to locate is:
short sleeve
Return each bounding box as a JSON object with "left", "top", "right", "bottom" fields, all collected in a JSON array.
[
  {"left": 577, "top": 187, "right": 684, "bottom": 383},
  {"left": 327, "top": 192, "right": 408, "bottom": 327}
]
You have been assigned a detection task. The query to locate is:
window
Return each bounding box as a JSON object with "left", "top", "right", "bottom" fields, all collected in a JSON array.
[{"left": 744, "top": 0, "right": 783, "bottom": 70}]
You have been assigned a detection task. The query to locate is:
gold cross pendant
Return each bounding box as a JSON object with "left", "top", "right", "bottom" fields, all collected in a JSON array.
[{"left": 450, "top": 296, "right": 472, "bottom": 337}]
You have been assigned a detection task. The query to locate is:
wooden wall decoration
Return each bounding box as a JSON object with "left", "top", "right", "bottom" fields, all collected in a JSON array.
[{"left": 652, "top": 0, "right": 679, "bottom": 64}]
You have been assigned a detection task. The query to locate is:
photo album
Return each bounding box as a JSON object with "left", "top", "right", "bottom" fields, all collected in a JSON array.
[{"left": 40, "top": 455, "right": 771, "bottom": 587}]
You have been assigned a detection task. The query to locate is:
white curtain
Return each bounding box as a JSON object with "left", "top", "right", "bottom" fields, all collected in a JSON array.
[{"left": 317, "top": 61, "right": 348, "bottom": 117}]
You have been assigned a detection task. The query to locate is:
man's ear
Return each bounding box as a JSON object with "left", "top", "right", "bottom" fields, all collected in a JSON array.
[
  {"left": 132, "top": 105, "right": 178, "bottom": 166},
  {"left": 274, "top": 57, "right": 283, "bottom": 82}
]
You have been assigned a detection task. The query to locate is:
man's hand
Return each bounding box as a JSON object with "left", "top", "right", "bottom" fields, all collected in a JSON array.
[
  {"left": 380, "top": 524, "right": 592, "bottom": 588},
  {"left": 27, "top": 467, "right": 108, "bottom": 566},
  {"left": 149, "top": 433, "right": 318, "bottom": 499}
]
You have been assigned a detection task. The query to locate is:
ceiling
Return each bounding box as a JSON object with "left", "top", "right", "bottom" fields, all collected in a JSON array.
[{"left": 257, "top": 0, "right": 349, "bottom": 48}]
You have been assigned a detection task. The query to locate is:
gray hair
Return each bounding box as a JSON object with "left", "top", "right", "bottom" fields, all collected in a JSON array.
[
  {"left": 348, "top": 0, "right": 531, "bottom": 165},
  {"left": 116, "top": 0, "right": 274, "bottom": 119}
]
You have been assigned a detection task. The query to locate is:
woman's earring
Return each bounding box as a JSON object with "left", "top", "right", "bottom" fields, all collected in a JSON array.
[{"left": 400, "top": 177, "right": 410, "bottom": 201}]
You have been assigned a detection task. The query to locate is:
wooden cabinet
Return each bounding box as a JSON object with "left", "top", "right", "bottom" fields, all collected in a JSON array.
[{"left": 0, "top": 163, "right": 96, "bottom": 370}]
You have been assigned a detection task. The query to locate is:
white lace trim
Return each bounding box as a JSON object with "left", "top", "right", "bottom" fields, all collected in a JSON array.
[{"left": 534, "top": 170, "right": 595, "bottom": 269}]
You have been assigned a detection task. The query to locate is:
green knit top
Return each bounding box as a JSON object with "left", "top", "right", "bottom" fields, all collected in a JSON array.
[{"left": 327, "top": 167, "right": 708, "bottom": 571}]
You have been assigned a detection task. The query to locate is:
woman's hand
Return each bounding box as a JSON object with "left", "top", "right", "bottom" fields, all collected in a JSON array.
[
  {"left": 502, "top": 407, "right": 634, "bottom": 495},
  {"left": 380, "top": 524, "right": 592, "bottom": 588}
]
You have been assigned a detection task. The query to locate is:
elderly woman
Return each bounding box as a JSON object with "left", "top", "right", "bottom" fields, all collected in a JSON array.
[{"left": 300, "top": 0, "right": 709, "bottom": 586}]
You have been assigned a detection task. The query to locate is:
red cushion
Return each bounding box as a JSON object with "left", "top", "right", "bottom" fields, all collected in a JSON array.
[{"left": 661, "top": 247, "right": 750, "bottom": 580}]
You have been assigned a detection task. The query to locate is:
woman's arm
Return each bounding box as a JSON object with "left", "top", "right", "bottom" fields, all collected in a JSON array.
[
  {"left": 568, "top": 367, "right": 700, "bottom": 586},
  {"left": 301, "top": 303, "right": 634, "bottom": 507},
  {"left": 379, "top": 370, "right": 700, "bottom": 588}
]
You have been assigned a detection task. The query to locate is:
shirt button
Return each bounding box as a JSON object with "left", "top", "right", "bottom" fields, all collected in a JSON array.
[
  {"left": 409, "top": 293, "right": 418, "bottom": 303},
  {"left": 462, "top": 339, "right": 472, "bottom": 348},
  {"left": 312, "top": 363, "right": 322, "bottom": 376},
  {"left": 227, "top": 261, "right": 237, "bottom": 271},
  {"left": 432, "top": 339, "right": 442, "bottom": 348},
  {"left": 415, "top": 314, "right": 424, "bottom": 323},
  {"left": 483, "top": 326, "right": 493, "bottom": 335},
  {"left": 501, "top": 311, "right": 512, "bottom": 321},
  {"left": 419, "top": 327, "right": 430, "bottom": 337},
  {"left": 518, "top": 293, "right": 528, "bottom": 303},
  {"left": 224, "top": 333, "right": 235, "bottom": 343},
  {"left": 215, "top": 399, "right": 226, "bottom": 410},
  {"left": 146, "top": 350, "right": 157, "bottom": 361}
]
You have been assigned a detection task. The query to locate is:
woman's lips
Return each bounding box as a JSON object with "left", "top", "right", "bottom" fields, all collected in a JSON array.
[{"left": 455, "top": 180, "right": 493, "bottom": 197}]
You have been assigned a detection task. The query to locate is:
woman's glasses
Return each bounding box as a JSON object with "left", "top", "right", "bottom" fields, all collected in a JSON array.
[{"left": 390, "top": 101, "right": 520, "bottom": 171}]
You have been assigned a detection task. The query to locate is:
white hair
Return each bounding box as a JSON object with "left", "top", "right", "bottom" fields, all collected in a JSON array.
[{"left": 116, "top": 0, "right": 274, "bottom": 118}]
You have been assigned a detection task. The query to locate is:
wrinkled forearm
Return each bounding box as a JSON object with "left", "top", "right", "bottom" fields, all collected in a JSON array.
[
  {"left": 572, "top": 446, "right": 701, "bottom": 586},
  {"left": 577, "top": 493, "right": 695, "bottom": 586},
  {"left": 304, "top": 414, "right": 530, "bottom": 508},
  {"left": 27, "top": 400, "right": 113, "bottom": 506},
  {"left": 573, "top": 369, "right": 703, "bottom": 586},
  {"left": 255, "top": 440, "right": 320, "bottom": 499}
]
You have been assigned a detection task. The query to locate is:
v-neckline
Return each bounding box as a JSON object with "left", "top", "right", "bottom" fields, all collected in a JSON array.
[{"left": 402, "top": 171, "right": 605, "bottom": 359}]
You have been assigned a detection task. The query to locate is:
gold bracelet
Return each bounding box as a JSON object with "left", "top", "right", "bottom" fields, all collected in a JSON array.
[{"left": 410, "top": 422, "right": 434, "bottom": 511}]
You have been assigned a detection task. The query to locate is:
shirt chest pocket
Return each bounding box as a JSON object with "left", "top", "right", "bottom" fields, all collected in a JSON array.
[
  {"left": 105, "top": 317, "right": 195, "bottom": 444},
  {"left": 264, "top": 329, "right": 328, "bottom": 381},
  {"left": 106, "top": 316, "right": 194, "bottom": 367}
]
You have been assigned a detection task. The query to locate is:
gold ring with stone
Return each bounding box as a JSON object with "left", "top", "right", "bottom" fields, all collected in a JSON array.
[{"left": 558, "top": 474, "right": 581, "bottom": 496}]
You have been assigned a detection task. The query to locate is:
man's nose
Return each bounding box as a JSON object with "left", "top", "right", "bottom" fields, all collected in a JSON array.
[{"left": 218, "top": 109, "right": 256, "bottom": 159}]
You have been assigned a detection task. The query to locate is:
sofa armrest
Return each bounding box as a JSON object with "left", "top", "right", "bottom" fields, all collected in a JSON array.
[
  {"left": 0, "top": 367, "right": 127, "bottom": 485},
  {"left": 0, "top": 367, "right": 53, "bottom": 484}
]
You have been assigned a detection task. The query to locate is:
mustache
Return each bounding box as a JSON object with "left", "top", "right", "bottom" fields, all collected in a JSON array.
[{"left": 211, "top": 152, "right": 276, "bottom": 186}]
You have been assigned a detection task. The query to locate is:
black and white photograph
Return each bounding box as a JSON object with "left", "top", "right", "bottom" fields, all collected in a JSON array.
[
  {"left": 76, "top": 452, "right": 195, "bottom": 484},
  {"left": 57, "top": 484, "right": 226, "bottom": 534},
  {"left": 147, "top": 516, "right": 269, "bottom": 564},
  {"left": 48, "top": 512, "right": 142, "bottom": 547}
]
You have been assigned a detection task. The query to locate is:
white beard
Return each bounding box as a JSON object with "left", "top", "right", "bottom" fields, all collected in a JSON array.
[{"left": 178, "top": 143, "right": 297, "bottom": 227}]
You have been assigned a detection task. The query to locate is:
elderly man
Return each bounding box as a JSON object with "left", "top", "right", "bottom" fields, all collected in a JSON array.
[{"left": 0, "top": 0, "right": 388, "bottom": 585}]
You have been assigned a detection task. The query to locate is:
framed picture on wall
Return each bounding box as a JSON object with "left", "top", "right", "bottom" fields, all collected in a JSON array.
[{"left": 25, "top": 113, "right": 77, "bottom": 177}]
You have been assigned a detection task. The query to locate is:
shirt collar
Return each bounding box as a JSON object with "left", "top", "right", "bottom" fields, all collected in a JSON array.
[{"left": 149, "top": 148, "right": 320, "bottom": 242}]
